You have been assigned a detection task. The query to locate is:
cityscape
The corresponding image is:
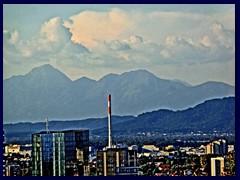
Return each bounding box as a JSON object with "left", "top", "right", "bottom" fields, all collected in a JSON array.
[
  {"left": 3, "top": 4, "right": 235, "bottom": 176},
  {"left": 3, "top": 94, "right": 235, "bottom": 176}
]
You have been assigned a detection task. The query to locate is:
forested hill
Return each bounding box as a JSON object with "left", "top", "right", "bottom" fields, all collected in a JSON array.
[
  {"left": 93, "top": 97, "right": 235, "bottom": 135},
  {"left": 3, "top": 97, "right": 234, "bottom": 143}
]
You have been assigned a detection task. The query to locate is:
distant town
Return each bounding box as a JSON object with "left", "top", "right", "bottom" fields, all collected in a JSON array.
[{"left": 3, "top": 95, "right": 235, "bottom": 176}]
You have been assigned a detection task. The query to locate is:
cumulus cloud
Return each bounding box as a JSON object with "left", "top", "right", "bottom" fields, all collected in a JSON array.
[
  {"left": 9, "top": 31, "right": 20, "bottom": 45},
  {"left": 3, "top": 17, "right": 89, "bottom": 71},
  {"left": 104, "top": 40, "right": 130, "bottom": 51},
  {"left": 210, "top": 22, "right": 235, "bottom": 49},
  {"left": 159, "top": 21, "right": 235, "bottom": 64},
  {"left": 160, "top": 50, "right": 171, "bottom": 59},
  {"left": 63, "top": 8, "right": 134, "bottom": 48},
  {"left": 3, "top": 6, "right": 235, "bottom": 85},
  {"left": 200, "top": 36, "right": 211, "bottom": 47}
]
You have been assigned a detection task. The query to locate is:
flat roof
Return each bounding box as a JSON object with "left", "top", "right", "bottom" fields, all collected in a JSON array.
[{"left": 34, "top": 129, "right": 89, "bottom": 134}]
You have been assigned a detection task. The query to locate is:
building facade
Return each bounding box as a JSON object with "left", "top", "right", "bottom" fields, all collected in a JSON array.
[
  {"left": 32, "top": 130, "right": 89, "bottom": 176},
  {"left": 206, "top": 139, "right": 228, "bottom": 155},
  {"left": 211, "top": 157, "right": 225, "bottom": 176},
  {"left": 96, "top": 148, "right": 138, "bottom": 176}
]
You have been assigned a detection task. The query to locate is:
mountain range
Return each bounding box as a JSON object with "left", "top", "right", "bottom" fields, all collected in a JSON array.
[{"left": 3, "top": 64, "right": 235, "bottom": 123}]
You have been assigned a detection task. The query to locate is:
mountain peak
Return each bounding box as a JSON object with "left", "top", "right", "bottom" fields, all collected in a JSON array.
[
  {"left": 120, "top": 69, "right": 162, "bottom": 83},
  {"left": 30, "top": 64, "right": 58, "bottom": 73},
  {"left": 26, "top": 64, "right": 71, "bottom": 82},
  {"left": 122, "top": 69, "right": 154, "bottom": 76},
  {"left": 75, "top": 76, "right": 96, "bottom": 83},
  {"left": 99, "top": 73, "right": 120, "bottom": 82}
]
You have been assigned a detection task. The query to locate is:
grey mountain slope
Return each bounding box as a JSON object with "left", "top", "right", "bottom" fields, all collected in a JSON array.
[{"left": 3, "top": 64, "right": 235, "bottom": 123}]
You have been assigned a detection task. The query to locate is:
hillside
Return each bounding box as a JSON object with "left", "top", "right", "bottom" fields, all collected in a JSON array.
[
  {"left": 93, "top": 97, "right": 235, "bottom": 135},
  {"left": 3, "top": 97, "right": 235, "bottom": 143}
]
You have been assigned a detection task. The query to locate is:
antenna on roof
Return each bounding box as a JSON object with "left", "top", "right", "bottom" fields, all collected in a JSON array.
[{"left": 46, "top": 116, "right": 50, "bottom": 134}]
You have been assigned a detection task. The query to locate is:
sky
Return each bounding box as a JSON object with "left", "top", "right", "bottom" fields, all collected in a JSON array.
[{"left": 3, "top": 4, "right": 235, "bottom": 86}]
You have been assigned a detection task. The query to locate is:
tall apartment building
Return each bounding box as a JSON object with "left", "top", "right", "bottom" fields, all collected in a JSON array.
[
  {"left": 211, "top": 157, "right": 225, "bottom": 176},
  {"left": 32, "top": 130, "right": 89, "bottom": 176}
]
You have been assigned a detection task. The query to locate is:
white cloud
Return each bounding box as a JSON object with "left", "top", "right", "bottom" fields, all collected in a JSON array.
[
  {"left": 3, "top": 17, "right": 89, "bottom": 73},
  {"left": 200, "top": 36, "right": 211, "bottom": 47},
  {"left": 159, "top": 21, "right": 235, "bottom": 64},
  {"left": 210, "top": 22, "right": 235, "bottom": 49},
  {"left": 124, "top": 35, "right": 143, "bottom": 45},
  {"left": 3, "top": 6, "right": 235, "bottom": 86},
  {"left": 9, "top": 30, "right": 20, "bottom": 45},
  {"left": 40, "top": 17, "right": 69, "bottom": 44},
  {"left": 20, "top": 49, "right": 32, "bottom": 57},
  {"left": 64, "top": 8, "right": 134, "bottom": 48},
  {"left": 160, "top": 50, "right": 171, "bottom": 59}
]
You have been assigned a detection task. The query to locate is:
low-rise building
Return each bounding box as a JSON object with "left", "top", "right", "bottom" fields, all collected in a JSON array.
[
  {"left": 96, "top": 147, "right": 138, "bottom": 176},
  {"left": 6, "top": 145, "right": 21, "bottom": 154},
  {"left": 142, "top": 145, "right": 159, "bottom": 152}
]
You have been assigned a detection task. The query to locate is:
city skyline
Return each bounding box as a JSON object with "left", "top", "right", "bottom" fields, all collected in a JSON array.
[{"left": 3, "top": 4, "right": 235, "bottom": 86}]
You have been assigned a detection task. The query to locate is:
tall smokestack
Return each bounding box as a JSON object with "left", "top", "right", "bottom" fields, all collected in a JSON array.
[
  {"left": 108, "top": 94, "right": 112, "bottom": 148},
  {"left": 46, "top": 116, "right": 50, "bottom": 134}
]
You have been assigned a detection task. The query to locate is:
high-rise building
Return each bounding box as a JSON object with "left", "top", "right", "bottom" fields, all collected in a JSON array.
[
  {"left": 32, "top": 130, "right": 89, "bottom": 176},
  {"left": 211, "top": 157, "right": 225, "bottom": 176}
]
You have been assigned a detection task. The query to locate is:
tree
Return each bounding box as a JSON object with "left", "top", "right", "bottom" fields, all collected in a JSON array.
[{"left": 224, "top": 151, "right": 235, "bottom": 176}]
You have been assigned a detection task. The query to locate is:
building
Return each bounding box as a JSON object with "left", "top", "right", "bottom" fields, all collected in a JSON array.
[
  {"left": 115, "top": 166, "right": 139, "bottom": 176},
  {"left": 142, "top": 145, "right": 159, "bottom": 152},
  {"left": 96, "top": 95, "right": 138, "bottom": 176},
  {"left": 32, "top": 130, "right": 89, "bottom": 176},
  {"left": 3, "top": 130, "right": 6, "bottom": 176},
  {"left": 211, "top": 157, "right": 225, "bottom": 176},
  {"left": 165, "top": 145, "right": 175, "bottom": 151},
  {"left": 206, "top": 139, "right": 228, "bottom": 155},
  {"left": 6, "top": 145, "right": 21, "bottom": 154},
  {"left": 228, "top": 145, "right": 234, "bottom": 152},
  {"left": 96, "top": 147, "right": 138, "bottom": 176},
  {"left": 5, "top": 164, "right": 21, "bottom": 176}
]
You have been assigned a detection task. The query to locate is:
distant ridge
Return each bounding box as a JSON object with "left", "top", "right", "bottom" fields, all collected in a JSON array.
[
  {"left": 3, "top": 64, "right": 235, "bottom": 123},
  {"left": 3, "top": 97, "right": 235, "bottom": 142},
  {"left": 93, "top": 97, "right": 235, "bottom": 135}
]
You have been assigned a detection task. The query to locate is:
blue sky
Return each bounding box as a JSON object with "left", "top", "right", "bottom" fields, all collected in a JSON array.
[{"left": 3, "top": 4, "right": 235, "bottom": 85}]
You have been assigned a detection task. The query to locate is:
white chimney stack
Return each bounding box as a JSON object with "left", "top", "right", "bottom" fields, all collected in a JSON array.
[{"left": 108, "top": 94, "right": 112, "bottom": 148}]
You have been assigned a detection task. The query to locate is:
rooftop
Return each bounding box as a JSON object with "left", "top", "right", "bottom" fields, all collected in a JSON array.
[{"left": 34, "top": 129, "right": 89, "bottom": 134}]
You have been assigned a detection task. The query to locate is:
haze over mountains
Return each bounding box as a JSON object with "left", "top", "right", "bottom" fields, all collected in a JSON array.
[{"left": 3, "top": 64, "right": 235, "bottom": 123}]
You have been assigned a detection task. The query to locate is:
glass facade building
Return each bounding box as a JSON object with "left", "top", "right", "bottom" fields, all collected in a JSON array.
[{"left": 32, "top": 130, "right": 89, "bottom": 176}]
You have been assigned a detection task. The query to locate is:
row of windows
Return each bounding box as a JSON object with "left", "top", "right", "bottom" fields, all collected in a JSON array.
[{"left": 117, "top": 168, "right": 138, "bottom": 173}]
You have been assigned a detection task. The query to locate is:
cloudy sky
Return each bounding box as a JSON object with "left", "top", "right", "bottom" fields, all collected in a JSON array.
[{"left": 3, "top": 4, "right": 235, "bottom": 85}]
